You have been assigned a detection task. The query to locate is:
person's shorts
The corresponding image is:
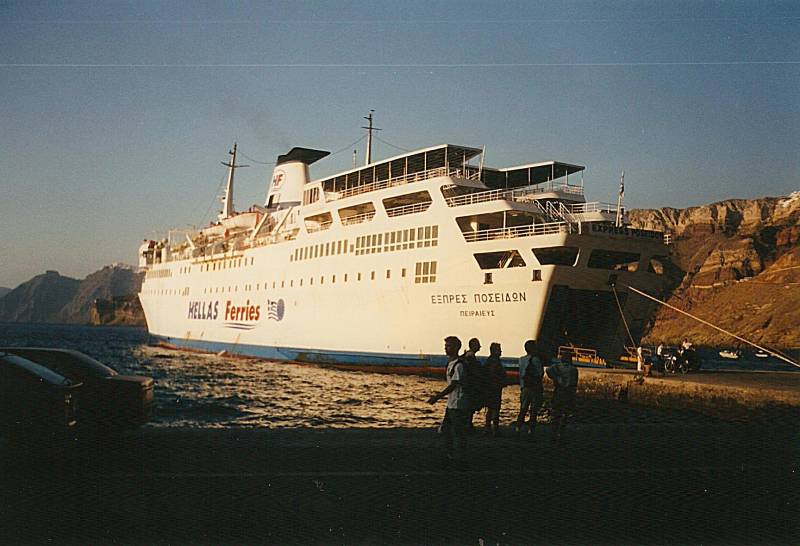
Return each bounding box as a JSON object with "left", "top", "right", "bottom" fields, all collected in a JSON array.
[
  {"left": 442, "top": 408, "right": 469, "bottom": 435},
  {"left": 552, "top": 390, "right": 576, "bottom": 413},
  {"left": 486, "top": 391, "right": 503, "bottom": 411},
  {"left": 520, "top": 386, "right": 543, "bottom": 410}
]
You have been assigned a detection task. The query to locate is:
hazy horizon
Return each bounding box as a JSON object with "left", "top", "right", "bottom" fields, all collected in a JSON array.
[{"left": 1, "top": 0, "right": 798, "bottom": 288}]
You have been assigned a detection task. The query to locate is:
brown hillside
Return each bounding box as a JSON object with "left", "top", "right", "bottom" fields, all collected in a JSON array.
[{"left": 629, "top": 194, "right": 800, "bottom": 349}]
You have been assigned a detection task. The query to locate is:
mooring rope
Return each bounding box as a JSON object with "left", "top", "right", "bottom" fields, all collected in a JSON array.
[
  {"left": 611, "top": 286, "right": 637, "bottom": 350},
  {"left": 624, "top": 284, "right": 800, "bottom": 369}
]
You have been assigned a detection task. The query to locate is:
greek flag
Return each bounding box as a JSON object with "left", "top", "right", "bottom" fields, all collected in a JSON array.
[{"left": 266, "top": 298, "right": 285, "bottom": 321}]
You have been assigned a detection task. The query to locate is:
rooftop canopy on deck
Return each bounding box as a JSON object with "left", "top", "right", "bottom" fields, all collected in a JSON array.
[
  {"left": 313, "top": 144, "right": 583, "bottom": 193},
  {"left": 482, "top": 161, "right": 585, "bottom": 189},
  {"left": 316, "top": 144, "right": 483, "bottom": 194}
]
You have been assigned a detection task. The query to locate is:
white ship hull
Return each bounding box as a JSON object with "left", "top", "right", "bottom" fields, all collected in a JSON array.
[{"left": 139, "top": 144, "right": 668, "bottom": 368}]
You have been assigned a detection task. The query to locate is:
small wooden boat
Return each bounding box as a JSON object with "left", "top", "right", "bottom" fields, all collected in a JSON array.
[{"left": 718, "top": 349, "right": 741, "bottom": 360}]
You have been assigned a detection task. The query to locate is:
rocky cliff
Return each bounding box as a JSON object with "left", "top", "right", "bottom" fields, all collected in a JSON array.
[
  {"left": 0, "top": 266, "right": 144, "bottom": 325},
  {"left": 56, "top": 265, "right": 143, "bottom": 323},
  {"left": 89, "top": 294, "right": 145, "bottom": 326},
  {"left": 0, "top": 287, "right": 10, "bottom": 299},
  {"left": 0, "top": 271, "right": 80, "bottom": 323},
  {"left": 629, "top": 192, "right": 800, "bottom": 348}
]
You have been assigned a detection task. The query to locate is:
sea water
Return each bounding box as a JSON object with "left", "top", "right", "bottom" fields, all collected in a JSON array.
[{"left": 1, "top": 323, "right": 795, "bottom": 428}]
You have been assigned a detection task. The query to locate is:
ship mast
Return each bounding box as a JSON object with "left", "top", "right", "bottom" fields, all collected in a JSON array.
[
  {"left": 218, "top": 143, "right": 249, "bottom": 222},
  {"left": 615, "top": 171, "right": 625, "bottom": 227},
  {"left": 361, "top": 110, "right": 381, "bottom": 165}
]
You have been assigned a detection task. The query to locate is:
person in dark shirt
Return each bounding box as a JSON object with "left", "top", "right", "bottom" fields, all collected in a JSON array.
[
  {"left": 516, "top": 339, "right": 544, "bottom": 439},
  {"left": 483, "top": 342, "right": 507, "bottom": 436},
  {"left": 546, "top": 352, "right": 579, "bottom": 444},
  {"left": 461, "top": 337, "right": 485, "bottom": 431}
]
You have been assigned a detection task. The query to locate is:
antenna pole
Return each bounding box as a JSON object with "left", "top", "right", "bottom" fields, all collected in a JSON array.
[
  {"left": 219, "top": 143, "right": 249, "bottom": 222},
  {"left": 478, "top": 145, "right": 486, "bottom": 183},
  {"left": 615, "top": 171, "right": 625, "bottom": 227},
  {"left": 361, "top": 110, "right": 381, "bottom": 166}
]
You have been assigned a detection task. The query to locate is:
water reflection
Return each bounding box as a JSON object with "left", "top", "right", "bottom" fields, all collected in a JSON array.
[
  {"left": 134, "top": 345, "right": 451, "bottom": 428},
  {"left": 2, "top": 324, "right": 786, "bottom": 429}
]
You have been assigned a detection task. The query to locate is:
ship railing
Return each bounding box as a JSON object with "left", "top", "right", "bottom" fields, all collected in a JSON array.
[
  {"left": 560, "top": 184, "right": 585, "bottom": 195},
  {"left": 445, "top": 184, "right": 584, "bottom": 208},
  {"left": 340, "top": 210, "right": 377, "bottom": 226},
  {"left": 566, "top": 202, "right": 618, "bottom": 214},
  {"left": 385, "top": 201, "right": 432, "bottom": 217},
  {"left": 463, "top": 221, "right": 571, "bottom": 242},
  {"left": 447, "top": 187, "right": 514, "bottom": 207},
  {"left": 558, "top": 346, "right": 608, "bottom": 367},
  {"left": 332, "top": 166, "right": 467, "bottom": 201},
  {"left": 306, "top": 220, "right": 333, "bottom": 233},
  {"left": 445, "top": 186, "right": 543, "bottom": 207},
  {"left": 246, "top": 230, "right": 297, "bottom": 249},
  {"left": 547, "top": 201, "right": 579, "bottom": 223},
  {"left": 460, "top": 166, "right": 486, "bottom": 181}
]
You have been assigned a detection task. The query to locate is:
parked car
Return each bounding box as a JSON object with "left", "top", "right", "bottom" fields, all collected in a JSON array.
[
  {"left": 0, "top": 352, "right": 82, "bottom": 438},
  {"left": 2, "top": 348, "right": 154, "bottom": 430}
]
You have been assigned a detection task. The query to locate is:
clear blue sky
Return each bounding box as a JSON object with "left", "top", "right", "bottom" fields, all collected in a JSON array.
[{"left": 1, "top": 0, "right": 798, "bottom": 288}]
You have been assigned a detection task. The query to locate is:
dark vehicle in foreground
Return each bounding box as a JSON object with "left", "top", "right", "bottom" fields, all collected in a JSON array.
[
  {"left": 0, "top": 352, "right": 82, "bottom": 438},
  {"left": 3, "top": 348, "right": 154, "bottom": 430}
]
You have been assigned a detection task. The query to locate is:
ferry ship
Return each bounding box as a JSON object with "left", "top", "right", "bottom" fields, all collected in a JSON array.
[{"left": 139, "top": 125, "right": 670, "bottom": 369}]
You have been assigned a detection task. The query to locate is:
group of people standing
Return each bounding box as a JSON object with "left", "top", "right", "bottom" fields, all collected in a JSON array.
[{"left": 427, "top": 336, "right": 579, "bottom": 461}]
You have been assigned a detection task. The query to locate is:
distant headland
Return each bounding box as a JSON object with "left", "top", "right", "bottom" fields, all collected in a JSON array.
[{"left": 0, "top": 264, "right": 145, "bottom": 326}]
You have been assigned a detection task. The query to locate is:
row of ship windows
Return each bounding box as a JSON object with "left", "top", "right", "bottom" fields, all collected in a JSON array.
[
  {"left": 475, "top": 247, "right": 668, "bottom": 274},
  {"left": 151, "top": 246, "right": 662, "bottom": 287},
  {"left": 355, "top": 225, "right": 438, "bottom": 255},
  {"left": 291, "top": 239, "right": 351, "bottom": 262},
  {"left": 198, "top": 261, "right": 439, "bottom": 294},
  {"left": 142, "top": 287, "right": 190, "bottom": 296},
  {"left": 289, "top": 225, "right": 440, "bottom": 262},
  {"left": 198, "top": 257, "right": 256, "bottom": 273},
  {"left": 145, "top": 269, "right": 172, "bottom": 279}
]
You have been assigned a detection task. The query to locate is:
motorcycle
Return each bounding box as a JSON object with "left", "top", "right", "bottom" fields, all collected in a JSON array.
[{"left": 663, "top": 347, "right": 702, "bottom": 374}]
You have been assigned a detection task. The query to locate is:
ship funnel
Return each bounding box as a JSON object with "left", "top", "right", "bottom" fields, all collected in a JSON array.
[{"left": 266, "top": 147, "right": 330, "bottom": 209}]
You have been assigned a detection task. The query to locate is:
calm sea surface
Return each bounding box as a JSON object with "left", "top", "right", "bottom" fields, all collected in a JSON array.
[{"left": 1, "top": 323, "right": 796, "bottom": 428}]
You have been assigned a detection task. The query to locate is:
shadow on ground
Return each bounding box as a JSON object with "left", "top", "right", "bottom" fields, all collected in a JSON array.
[{"left": 1, "top": 416, "right": 798, "bottom": 545}]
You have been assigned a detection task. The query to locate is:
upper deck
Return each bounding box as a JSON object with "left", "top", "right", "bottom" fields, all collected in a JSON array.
[
  {"left": 306, "top": 144, "right": 585, "bottom": 204},
  {"left": 140, "top": 142, "right": 661, "bottom": 269}
]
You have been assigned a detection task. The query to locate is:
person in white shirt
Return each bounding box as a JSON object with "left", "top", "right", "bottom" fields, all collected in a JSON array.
[
  {"left": 428, "top": 336, "right": 469, "bottom": 460},
  {"left": 637, "top": 346, "right": 652, "bottom": 376},
  {"left": 515, "top": 339, "right": 544, "bottom": 439}
]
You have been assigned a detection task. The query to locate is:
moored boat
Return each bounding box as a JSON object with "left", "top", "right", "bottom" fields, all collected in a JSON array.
[
  {"left": 719, "top": 349, "right": 741, "bottom": 360},
  {"left": 138, "top": 121, "right": 670, "bottom": 369}
]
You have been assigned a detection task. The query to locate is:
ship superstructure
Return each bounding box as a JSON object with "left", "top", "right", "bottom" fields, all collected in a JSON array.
[{"left": 139, "top": 135, "right": 669, "bottom": 368}]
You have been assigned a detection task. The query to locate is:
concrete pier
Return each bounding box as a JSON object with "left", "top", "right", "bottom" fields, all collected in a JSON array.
[
  {"left": 575, "top": 367, "right": 800, "bottom": 418},
  {"left": 0, "top": 368, "right": 797, "bottom": 544}
]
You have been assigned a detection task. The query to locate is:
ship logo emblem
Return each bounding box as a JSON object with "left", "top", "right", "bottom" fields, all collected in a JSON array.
[
  {"left": 271, "top": 170, "right": 285, "bottom": 190},
  {"left": 267, "top": 298, "right": 285, "bottom": 321}
]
